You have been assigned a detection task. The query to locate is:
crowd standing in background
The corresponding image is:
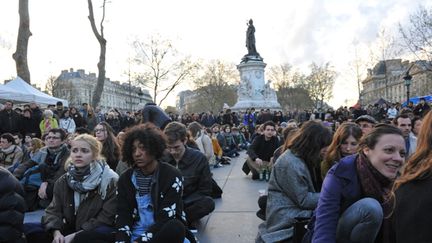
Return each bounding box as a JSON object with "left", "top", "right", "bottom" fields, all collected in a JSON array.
[{"left": 0, "top": 97, "right": 431, "bottom": 242}]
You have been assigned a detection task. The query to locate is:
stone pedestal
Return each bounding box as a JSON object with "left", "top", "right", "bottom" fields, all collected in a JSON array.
[{"left": 231, "top": 59, "right": 281, "bottom": 111}]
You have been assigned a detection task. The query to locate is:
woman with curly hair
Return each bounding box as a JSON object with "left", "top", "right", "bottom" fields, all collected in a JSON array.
[
  {"left": 115, "top": 123, "right": 194, "bottom": 243},
  {"left": 94, "top": 122, "right": 120, "bottom": 170},
  {"left": 321, "top": 122, "right": 362, "bottom": 179}
]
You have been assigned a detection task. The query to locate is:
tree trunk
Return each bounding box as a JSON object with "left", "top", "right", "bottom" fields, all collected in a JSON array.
[
  {"left": 92, "top": 41, "right": 106, "bottom": 108},
  {"left": 87, "top": 0, "right": 107, "bottom": 109},
  {"left": 12, "top": 0, "right": 32, "bottom": 83}
]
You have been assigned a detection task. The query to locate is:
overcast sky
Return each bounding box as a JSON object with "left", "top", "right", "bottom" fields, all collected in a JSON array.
[{"left": 0, "top": 0, "right": 430, "bottom": 108}]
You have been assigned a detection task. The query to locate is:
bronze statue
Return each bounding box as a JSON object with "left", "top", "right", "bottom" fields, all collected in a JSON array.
[
  {"left": 242, "top": 19, "right": 262, "bottom": 63},
  {"left": 246, "top": 19, "right": 258, "bottom": 56}
]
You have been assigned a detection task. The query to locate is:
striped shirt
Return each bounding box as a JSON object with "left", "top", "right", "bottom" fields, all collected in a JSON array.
[{"left": 135, "top": 169, "right": 153, "bottom": 196}]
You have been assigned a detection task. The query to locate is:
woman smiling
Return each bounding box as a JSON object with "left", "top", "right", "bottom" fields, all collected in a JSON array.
[{"left": 311, "top": 124, "right": 405, "bottom": 243}]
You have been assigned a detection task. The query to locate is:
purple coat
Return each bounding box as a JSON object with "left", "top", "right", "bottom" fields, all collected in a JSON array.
[{"left": 312, "top": 154, "right": 363, "bottom": 243}]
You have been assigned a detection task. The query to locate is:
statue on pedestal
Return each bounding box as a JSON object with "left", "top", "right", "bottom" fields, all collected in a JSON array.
[
  {"left": 242, "top": 19, "right": 263, "bottom": 63},
  {"left": 246, "top": 19, "right": 258, "bottom": 56}
]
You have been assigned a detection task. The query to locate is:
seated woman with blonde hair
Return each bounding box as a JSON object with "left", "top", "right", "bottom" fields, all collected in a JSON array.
[{"left": 25, "top": 134, "right": 118, "bottom": 242}]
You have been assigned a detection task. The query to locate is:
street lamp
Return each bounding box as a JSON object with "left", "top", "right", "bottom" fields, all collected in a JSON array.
[{"left": 403, "top": 71, "right": 412, "bottom": 106}]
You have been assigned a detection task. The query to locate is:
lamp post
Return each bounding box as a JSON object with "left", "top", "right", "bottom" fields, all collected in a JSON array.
[{"left": 403, "top": 72, "right": 412, "bottom": 106}]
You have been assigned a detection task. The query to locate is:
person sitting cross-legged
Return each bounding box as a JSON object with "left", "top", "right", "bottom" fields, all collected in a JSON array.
[
  {"left": 164, "top": 122, "right": 215, "bottom": 231},
  {"left": 116, "top": 124, "right": 194, "bottom": 243},
  {"left": 13, "top": 128, "right": 70, "bottom": 211},
  {"left": 246, "top": 121, "right": 281, "bottom": 180},
  {"left": 24, "top": 134, "right": 118, "bottom": 243}
]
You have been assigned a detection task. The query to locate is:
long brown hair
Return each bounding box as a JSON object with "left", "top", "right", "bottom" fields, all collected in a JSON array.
[
  {"left": 321, "top": 122, "right": 362, "bottom": 178},
  {"left": 393, "top": 111, "right": 432, "bottom": 191},
  {"left": 95, "top": 121, "right": 120, "bottom": 170},
  {"left": 283, "top": 121, "right": 332, "bottom": 168}
]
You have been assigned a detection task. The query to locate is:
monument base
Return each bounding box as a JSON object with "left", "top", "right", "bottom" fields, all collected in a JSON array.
[
  {"left": 231, "top": 99, "right": 282, "bottom": 112},
  {"left": 232, "top": 58, "right": 281, "bottom": 112}
]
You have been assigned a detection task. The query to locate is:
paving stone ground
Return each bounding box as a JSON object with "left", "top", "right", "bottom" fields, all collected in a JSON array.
[{"left": 196, "top": 151, "right": 266, "bottom": 243}]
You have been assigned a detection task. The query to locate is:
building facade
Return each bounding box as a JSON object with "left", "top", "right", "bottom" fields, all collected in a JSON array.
[
  {"left": 176, "top": 90, "right": 196, "bottom": 113},
  {"left": 54, "top": 68, "right": 152, "bottom": 111},
  {"left": 362, "top": 59, "right": 432, "bottom": 105}
]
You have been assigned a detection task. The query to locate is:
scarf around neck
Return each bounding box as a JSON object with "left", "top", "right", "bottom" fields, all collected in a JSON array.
[
  {"left": 356, "top": 152, "right": 393, "bottom": 243},
  {"left": 1, "top": 145, "right": 16, "bottom": 154},
  {"left": 67, "top": 160, "right": 104, "bottom": 194},
  {"left": 47, "top": 144, "right": 67, "bottom": 156},
  {"left": 67, "top": 160, "right": 105, "bottom": 213},
  {"left": 356, "top": 153, "right": 393, "bottom": 211}
]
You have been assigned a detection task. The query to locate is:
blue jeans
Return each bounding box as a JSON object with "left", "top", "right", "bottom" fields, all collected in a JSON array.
[{"left": 336, "top": 197, "right": 383, "bottom": 243}]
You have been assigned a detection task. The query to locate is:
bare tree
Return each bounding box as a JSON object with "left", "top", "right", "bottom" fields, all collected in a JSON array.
[
  {"left": 369, "top": 28, "right": 402, "bottom": 100},
  {"left": 349, "top": 41, "right": 371, "bottom": 102},
  {"left": 305, "top": 62, "right": 337, "bottom": 109},
  {"left": 399, "top": 5, "right": 432, "bottom": 70},
  {"left": 267, "top": 63, "right": 294, "bottom": 87},
  {"left": 267, "top": 62, "right": 313, "bottom": 110},
  {"left": 192, "top": 60, "right": 238, "bottom": 113},
  {"left": 273, "top": 71, "right": 313, "bottom": 111},
  {"left": 133, "top": 35, "right": 199, "bottom": 106},
  {"left": 12, "top": 0, "right": 32, "bottom": 83},
  {"left": 87, "top": 0, "right": 107, "bottom": 109},
  {"left": 45, "top": 76, "right": 79, "bottom": 105},
  {"left": 44, "top": 76, "right": 59, "bottom": 95}
]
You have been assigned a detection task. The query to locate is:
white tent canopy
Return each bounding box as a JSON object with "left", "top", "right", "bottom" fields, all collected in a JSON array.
[{"left": 0, "top": 77, "right": 68, "bottom": 106}]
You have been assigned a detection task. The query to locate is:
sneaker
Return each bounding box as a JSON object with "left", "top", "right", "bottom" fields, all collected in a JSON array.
[
  {"left": 189, "top": 226, "right": 198, "bottom": 234},
  {"left": 213, "top": 163, "right": 223, "bottom": 168},
  {"left": 221, "top": 160, "right": 231, "bottom": 165}
]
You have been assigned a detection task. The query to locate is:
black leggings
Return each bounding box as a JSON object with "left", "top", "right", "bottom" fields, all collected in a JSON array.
[
  {"left": 184, "top": 196, "right": 215, "bottom": 223},
  {"left": 149, "top": 219, "right": 186, "bottom": 243}
]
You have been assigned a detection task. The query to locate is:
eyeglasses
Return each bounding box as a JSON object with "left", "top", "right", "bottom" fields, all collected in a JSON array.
[
  {"left": 94, "top": 128, "right": 106, "bottom": 133},
  {"left": 46, "top": 136, "right": 61, "bottom": 140}
]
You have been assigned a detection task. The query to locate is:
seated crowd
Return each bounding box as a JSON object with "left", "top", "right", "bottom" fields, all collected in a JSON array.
[{"left": 0, "top": 98, "right": 431, "bottom": 243}]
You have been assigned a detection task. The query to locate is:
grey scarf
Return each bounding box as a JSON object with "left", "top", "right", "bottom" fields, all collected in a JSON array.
[{"left": 66, "top": 160, "right": 105, "bottom": 213}]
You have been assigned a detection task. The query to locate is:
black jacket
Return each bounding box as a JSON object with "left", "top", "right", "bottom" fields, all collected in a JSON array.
[
  {"left": 20, "top": 116, "right": 41, "bottom": 138},
  {"left": 115, "top": 162, "right": 185, "bottom": 243},
  {"left": 0, "top": 167, "right": 25, "bottom": 243},
  {"left": 0, "top": 110, "right": 21, "bottom": 134},
  {"left": 247, "top": 135, "right": 280, "bottom": 162},
  {"left": 164, "top": 147, "right": 213, "bottom": 202},
  {"left": 392, "top": 176, "right": 432, "bottom": 243}
]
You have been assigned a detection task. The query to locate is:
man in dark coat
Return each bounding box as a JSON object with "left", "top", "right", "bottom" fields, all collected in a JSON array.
[
  {"left": 0, "top": 101, "right": 21, "bottom": 134},
  {"left": 163, "top": 122, "right": 215, "bottom": 227}
]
